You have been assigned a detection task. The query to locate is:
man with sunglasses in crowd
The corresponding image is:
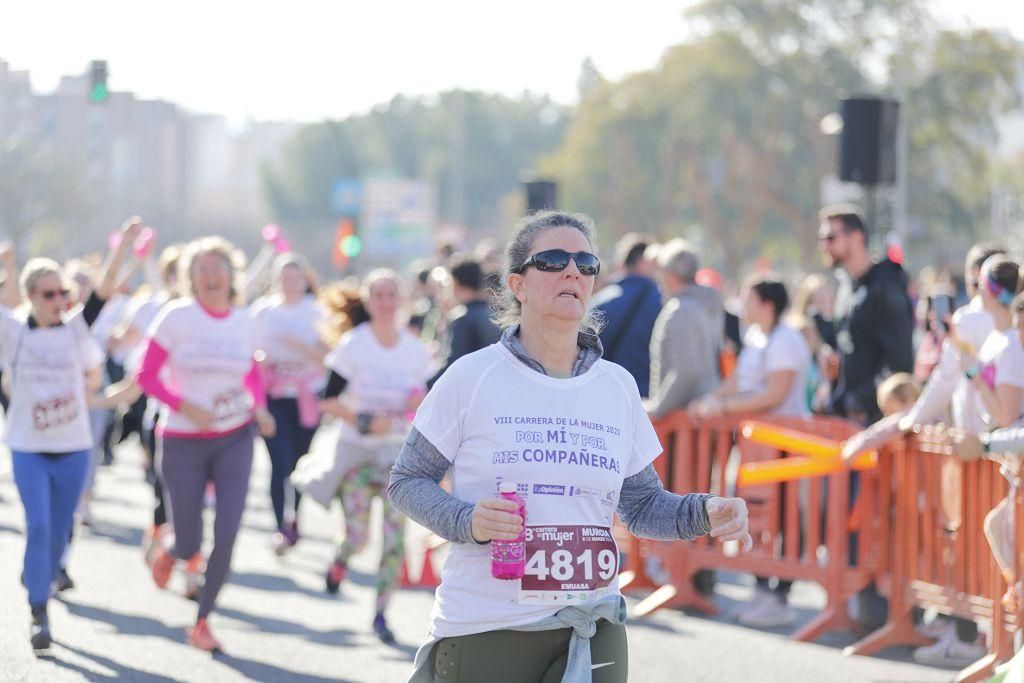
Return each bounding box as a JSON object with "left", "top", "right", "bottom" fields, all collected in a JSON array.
[
  {"left": 818, "top": 206, "right": 914, "bottom": 426},
  {"left": 818, "top": 206, "right": 915, "bottom": 632}
]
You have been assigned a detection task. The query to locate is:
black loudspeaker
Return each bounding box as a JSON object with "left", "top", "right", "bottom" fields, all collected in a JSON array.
[
  {"left": 524, "top": 180, "right": 558, "bottom": 213},
  {"left": 839, "top": 97, "right": 899, "bottom": 185}
]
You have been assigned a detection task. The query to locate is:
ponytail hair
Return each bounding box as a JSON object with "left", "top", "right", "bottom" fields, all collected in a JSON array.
[{"left": 318, "top": 280, "right": 369, "bottom": 347}]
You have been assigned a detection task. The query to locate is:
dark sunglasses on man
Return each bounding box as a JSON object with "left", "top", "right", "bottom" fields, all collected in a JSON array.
[{"left": 513, "top": 249, "right": 601, "bottom": 276}]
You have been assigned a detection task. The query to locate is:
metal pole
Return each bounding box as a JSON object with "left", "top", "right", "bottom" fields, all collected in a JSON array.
[{"left": 863, "top": 184, "right": 878, "bottom": 251}]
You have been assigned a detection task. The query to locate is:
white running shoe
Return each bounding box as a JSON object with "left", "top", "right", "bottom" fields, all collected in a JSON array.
[
  {"left": 912, "top": 629, "right": 986, "bottom": 667},
  {"left": 736, "top": 589, "right": 796, "bottom": 628},
  {"left": 915, "top": 616, "right": 955, "bottom": 640}
]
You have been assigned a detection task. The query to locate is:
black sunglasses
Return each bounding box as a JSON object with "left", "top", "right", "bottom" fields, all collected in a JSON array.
[
  {"left": 39, "top": 289, "right": 70, "bottom": 300},
  {"left": 513, "top": 249, "right": 601, "bottom": 276}
]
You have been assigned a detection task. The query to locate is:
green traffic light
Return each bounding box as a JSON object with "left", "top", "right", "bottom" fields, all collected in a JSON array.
[
  {"left": 89, "top": 83, "right": 108, "bottom": 104},
  {"left": 340, "top": 235, "right": 362, "bottom": 258}
]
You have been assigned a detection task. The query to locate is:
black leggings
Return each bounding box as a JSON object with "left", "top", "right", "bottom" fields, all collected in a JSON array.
[
  {"left": 143, "top": 420, "right": 167, "bottom": 528},
  {"left": 264, "top": 397, "right": 317, "bottom": 530}
]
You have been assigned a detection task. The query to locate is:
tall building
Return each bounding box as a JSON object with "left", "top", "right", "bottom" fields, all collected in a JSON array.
[
  {"left": 0, "top": 60, "right": 294, "bottom": 256},
  {"left": 0, "top": 61, "right": 35, "bottom": 140}
]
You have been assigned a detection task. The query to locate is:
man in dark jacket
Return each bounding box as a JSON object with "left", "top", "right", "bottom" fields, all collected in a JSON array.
[
  {"left": 819, "top": 206, "right": 914, "bottom": 631},
  {"left": 429, "top": 258, "right": 500, "bottom": 387},
  {"left": 819, "top": 208, "right": 914, "bottom": 425},
  {"left": 593, "top": 234, "right": 663, "bottom": 397}
]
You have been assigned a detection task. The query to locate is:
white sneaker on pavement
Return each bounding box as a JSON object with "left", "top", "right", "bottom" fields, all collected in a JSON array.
[
  {"left": 912, "top": 629, "right": 986, "bottom": 667},
  {"left": 736, "top": 589, "right": 796, "bottom": 628},
  {"left": 915, "top": 616, "right": 954, "bottom": 640}
]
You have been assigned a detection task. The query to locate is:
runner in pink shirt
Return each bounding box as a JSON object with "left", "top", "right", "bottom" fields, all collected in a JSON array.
[{"left": 136, "top": 236, "right": 275, "bottom": 653}]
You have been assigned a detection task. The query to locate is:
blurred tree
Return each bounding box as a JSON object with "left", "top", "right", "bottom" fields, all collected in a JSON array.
[
  {"left": 261, "top": 120, "right": 364, "bottom": 223},
  {"left": 261, "top": 91, "right": 568, "bottom": 238},
  {"left": 578, "top": 58, "right": 603, "bottom": 100},
  {"left": 544, "top": 0, "right": 1020, "bottom": 272},
  {"left": 892, "top": 29, "right": 1023, "bottom": 249}
]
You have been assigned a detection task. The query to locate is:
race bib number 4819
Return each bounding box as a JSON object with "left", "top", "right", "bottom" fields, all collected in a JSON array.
[{"left": 517, "top": 524, "right": 618, "bottom": 605}]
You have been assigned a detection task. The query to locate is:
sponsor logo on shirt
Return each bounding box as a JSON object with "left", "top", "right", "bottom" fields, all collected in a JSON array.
[
  {"left": 568, "top": 485, "right": 602, "bottom": 500},
  {"left": 495, "top": 478, "right": 530, "bottom": 498},
  {"left": 602, "top": 490, "right": 618, "bottom": 507},
  {"left": 533, "top": 484, "right": 566, "bottom": 496},
  {"left": 492, "top": 450, "right": 520, "bottom": 464}
]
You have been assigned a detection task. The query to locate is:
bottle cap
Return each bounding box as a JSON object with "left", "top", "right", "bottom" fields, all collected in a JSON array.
[{"left": 499, "top": 482, "right": 517, "bottom": 494}]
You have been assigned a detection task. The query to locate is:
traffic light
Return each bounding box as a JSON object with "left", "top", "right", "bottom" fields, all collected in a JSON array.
[
  {"left": 333, "top": 218, "right": 362, "bottom": 270},
  {"left": 89, "top": 60, "right": 108, "bottom": 104}
]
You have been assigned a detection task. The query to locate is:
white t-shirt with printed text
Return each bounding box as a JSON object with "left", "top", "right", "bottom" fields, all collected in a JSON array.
[
  {"left": 734, "top": 323, "right": 812, "bottom": 417},
  {"left": 0, "top": 308, "right": 105, "bottom": 452},
  {"left": 325, "top": 322, "right": 434, "bottom": 451},
  {"left": 147, "top": 299, "right": 258, "bottom": 435},
  {"left": 252, "top": 294, "right": 326, "bottom": 397},
  {"left": 124, "top": 291, "right": 171, "bottom": 375},
  {"left": 412, "top": 342, "right": 662, "bottom": 638}
]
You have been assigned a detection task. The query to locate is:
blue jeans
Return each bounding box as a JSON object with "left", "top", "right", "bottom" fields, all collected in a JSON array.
[{"left": 12, "top": 450, "right": 90, "bottom": 607}]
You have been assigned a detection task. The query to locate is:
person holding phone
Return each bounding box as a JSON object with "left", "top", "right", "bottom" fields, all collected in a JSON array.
[{"left": 914, "top": 291, "right": 954, "bottom": 381}]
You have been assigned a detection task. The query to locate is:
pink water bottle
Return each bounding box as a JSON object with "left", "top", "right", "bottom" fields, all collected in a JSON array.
[{"left": 491, "top": 482, "right": 526, "bottom": 580}]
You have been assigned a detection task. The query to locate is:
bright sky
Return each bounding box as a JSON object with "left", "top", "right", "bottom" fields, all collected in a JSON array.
[{"left": 2, "top": 0, "right": 1022, "bottom": 124}]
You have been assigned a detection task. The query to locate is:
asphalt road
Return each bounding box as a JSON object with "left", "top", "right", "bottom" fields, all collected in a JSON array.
[{"left": 0, "top": 426, "right": 959, "bottom": 682}]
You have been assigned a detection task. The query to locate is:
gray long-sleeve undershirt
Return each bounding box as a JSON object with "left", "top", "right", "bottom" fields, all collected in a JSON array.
[
  {"left": 387, "top": 428, "right": 712, "bottom": 544},
  {"left": 386, "top": 324, "right": 712, "bottom": 544}
]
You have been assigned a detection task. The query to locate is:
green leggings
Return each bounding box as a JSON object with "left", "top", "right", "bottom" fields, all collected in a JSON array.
[{"left": 433, "top": 619, "right": 627, "bottom": 682}]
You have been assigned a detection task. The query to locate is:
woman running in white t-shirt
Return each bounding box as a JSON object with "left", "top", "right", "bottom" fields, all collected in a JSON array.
[
  {"left": 3, "top": 220, "right": 138, "bottom": 652},
  {"left": 135, "top": 236, "right": 276, "bottom": 653},
  {"left": 91, "top": 245, "right": 210, "bottom": 598},
  {"left": 252, "top": 253, "right": 327, "bottom": 555},
  {"left": 389, "top": 211, "right": 751, "bottom": 682},
  {"left": 315, "top": 269, "right": 433, "bottom": 643},
  {"left": 123, "top": 245, "right": 183, "bottom": 559}
]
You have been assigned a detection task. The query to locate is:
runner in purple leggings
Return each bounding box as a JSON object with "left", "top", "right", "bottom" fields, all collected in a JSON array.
[{"left": 136, "top": 236, "right": 275, "bottom": 653}]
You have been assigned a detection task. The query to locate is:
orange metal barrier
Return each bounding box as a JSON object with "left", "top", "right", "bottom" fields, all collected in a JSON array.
[
  {"left": 845, "top": 426, "right": 1022, "bottom": 682},
  {"left": 620, "top": 411, "right": 887, "bottom": 644}
]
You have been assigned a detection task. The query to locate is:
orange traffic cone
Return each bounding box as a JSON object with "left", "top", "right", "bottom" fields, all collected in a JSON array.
[{"left": 400, "top": 544, "right": 442, "bottom": 588}]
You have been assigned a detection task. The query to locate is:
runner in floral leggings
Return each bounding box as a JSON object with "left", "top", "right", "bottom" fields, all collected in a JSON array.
[
  {"left": 318, "top": 269, "right": 434, "bottom": 643},
  {"left": 328, "top": 463, "right": 405, "bottom": 617}
]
